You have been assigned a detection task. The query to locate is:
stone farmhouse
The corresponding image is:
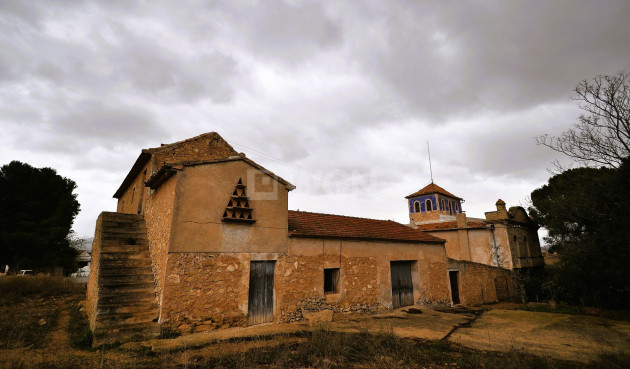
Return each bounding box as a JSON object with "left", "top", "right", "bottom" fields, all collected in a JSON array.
[{"left": 86, "top": 132, "right": 535, "bottom": 345}]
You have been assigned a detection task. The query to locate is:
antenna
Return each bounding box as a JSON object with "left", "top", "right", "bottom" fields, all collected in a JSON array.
[{"left": 427, "top": 141, "right": 434, "bottom": 183}]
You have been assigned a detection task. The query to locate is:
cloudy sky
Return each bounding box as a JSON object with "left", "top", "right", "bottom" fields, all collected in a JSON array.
[{"left": 1, "top": 0, "right": 629, "bottom": 240}]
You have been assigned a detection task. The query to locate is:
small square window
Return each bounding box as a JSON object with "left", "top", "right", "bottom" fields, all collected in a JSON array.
[{"left": 324, "top": 268, "right": 340, "bottom": 294}]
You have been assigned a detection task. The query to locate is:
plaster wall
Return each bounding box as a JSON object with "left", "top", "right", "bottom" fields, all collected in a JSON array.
[
  {"left": 169, "top": 161, "right": 289, "bottom": 253},
  {"left": 431, "top": 231, "right": 461, "bottom": 260},
  {"left": 489, "top": 225, "right": 514, "bottom": 269}
]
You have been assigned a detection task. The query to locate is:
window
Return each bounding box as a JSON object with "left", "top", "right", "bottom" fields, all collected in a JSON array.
[
  {"left": 425, "top": 199, "right": 432, "bottom": 211},
  {"left": 449, "top": 200, "right": 453, "bottom": 215},
  {"left": 441, "top": 199, "right": 446, "bottom": 211},
  {"left": 513, "top": 235, "right": 517, "bottom": 243},
  {"left": 324, "top": 268, "right": 340, "bottom": 294},
  {"left": 414, "top": 201, "right": 420, "bottom": 212}
]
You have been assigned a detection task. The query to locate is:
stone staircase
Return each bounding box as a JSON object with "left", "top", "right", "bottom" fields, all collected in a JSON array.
[{"left": 91, "top": 212, "right": 160, "bottom": 346}]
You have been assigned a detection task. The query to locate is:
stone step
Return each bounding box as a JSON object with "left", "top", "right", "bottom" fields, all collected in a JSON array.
[
  {"left": 102, "top": 218, "right": 147, "bottom": 226},
  {"left": 95, "top": 320, "right": 160, "bottom": 334},
  {"left": 97, "top": 301, "right": 158, "bottom": 313},
  {"left": 100, "top": 252, "right": 150, "bottom": 261},
  {"left": 100, "top": 281, "right": 155, "bottom": 292},
  {"left": 101, "top": 234, "right": 149, "bottom": 244},
  {"left": 101, "top": 236, "right": 149, "bottom": 244},
  {"left": 99, "top": 273, "right": 154, "bottom": 285},
  {"left": 100, "top": 244, "right": 150, "bottom": 254},
  {"left": 92, "top": 212, "right": 161, "bottom": 347},
  {"left": 98, "top": 291, "right": 155, "bottom": 305},
  {"left": 99, "top": 266, "right": 153, "bottom": 276},
  {"left": 101, "top": 212, "right": 144, "bottom": 220},
  {"left": 96, "top": 310, "right": 158, "bottom": 325},
  {"left": 100, "top": 258, "right": 152, "bottom": 268}
]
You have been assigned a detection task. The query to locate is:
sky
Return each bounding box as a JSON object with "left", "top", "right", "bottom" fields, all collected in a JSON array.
[{"left": 1, "top": 0, "right": 629, "bottom": 240}]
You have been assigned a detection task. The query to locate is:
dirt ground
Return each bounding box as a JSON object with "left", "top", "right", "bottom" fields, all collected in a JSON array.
[
  {"left": 132, "top": 304, "right": 629, "bottom": 363},
  {"left": 449, "top": 308, "right": 630, "bottom": 363},
  {"left": 1, "top": 300, "right": 629, "bottom": 367}
]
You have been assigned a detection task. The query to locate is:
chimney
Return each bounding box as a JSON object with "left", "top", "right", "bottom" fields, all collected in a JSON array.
[
  {"left": 496, "top": 199, "right": 508, "bottom": 218},
  {"left": 456, "top": 213, "right": 467, "bottom": 228}
]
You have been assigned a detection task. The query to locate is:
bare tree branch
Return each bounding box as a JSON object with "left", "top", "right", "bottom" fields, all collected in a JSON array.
[{"left": 537, "top": 71, "right": 630, "bottom": 168}]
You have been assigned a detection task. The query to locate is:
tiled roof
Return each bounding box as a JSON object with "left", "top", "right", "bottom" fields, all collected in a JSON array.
[
  {"left": 405, "top": 182, "right": 461, "bottom": 199},
  {"left": 288, "top": 210, "right": 445, "bottom": 244},
  {"left": 416, "top": 221, "right": 486, "bottom": 231}
]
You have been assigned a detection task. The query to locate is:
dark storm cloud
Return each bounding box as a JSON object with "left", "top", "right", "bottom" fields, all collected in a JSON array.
[
  {"left": 2, "top": 0, "right": 630, "bottom": 237},
  {"left": 349, "top": 0, "right": 630, "bottom": 119},
  {"left": 54, "top": 101, "right": 161, "bottom": 140},
  {"left": 220, "top": 0, "right": 343, "bottom": 63}
]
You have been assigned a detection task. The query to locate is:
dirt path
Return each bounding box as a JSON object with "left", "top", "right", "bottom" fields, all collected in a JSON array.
[{"left": 448, "top": 309, "right": 630, "bottom": 362}]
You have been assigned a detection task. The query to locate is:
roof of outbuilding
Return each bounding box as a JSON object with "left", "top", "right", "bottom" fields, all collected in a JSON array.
[
  {"left": 288, "top": 210, "right": 445, "bottom": 244},
  {"left": 405, "top": 182, "right": 462, "bottom": 200}
]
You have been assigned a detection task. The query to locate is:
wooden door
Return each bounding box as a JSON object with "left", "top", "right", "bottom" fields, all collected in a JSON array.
[
  {"left": 248, "top": 261, "right": 275, "bottom": 325},
  {"left": 449, "top": 271, "right": 460, "bottom": 305},
  {"left": 391, "top": 261, "right": 414, "bottom": 308}
]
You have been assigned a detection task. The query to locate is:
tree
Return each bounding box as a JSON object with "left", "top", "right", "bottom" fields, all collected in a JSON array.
[
  {"left": 529, "top": 160, "right": 630, "bottom": 308},
  {"left": 0, "top": 161, "right": 80, "bottom": 273},
  {"left": 538, "top": 71, "right": 630, "bottom": 168}
]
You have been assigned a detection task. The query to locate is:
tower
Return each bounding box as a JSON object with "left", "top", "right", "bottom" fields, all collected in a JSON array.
[{"left": 406, "top": 182, "right": 463, "bottom": 225}]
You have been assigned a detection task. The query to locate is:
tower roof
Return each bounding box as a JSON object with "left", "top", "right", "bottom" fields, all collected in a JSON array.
[{"left": 405, "top": 182, "right": 462, "bottom": 200}]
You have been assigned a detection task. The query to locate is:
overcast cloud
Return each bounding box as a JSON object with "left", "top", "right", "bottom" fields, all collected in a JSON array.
[{"left": 1, "top": 0, "right": 629, "bottom": 240}]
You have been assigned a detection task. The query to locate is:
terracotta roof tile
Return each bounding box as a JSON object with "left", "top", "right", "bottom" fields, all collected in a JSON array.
[
  {"left": 416, "top": 221, "right": 486, "bottom": 231},
  {"left": 288, "top": 210, "right": 445, "bottom": 244},
  {"left": 405, "top": 182, "right": 461, "bottom": 199}
]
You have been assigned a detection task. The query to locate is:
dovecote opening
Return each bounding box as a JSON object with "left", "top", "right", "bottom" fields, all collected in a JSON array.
[{"left": 222, "top": 178, "right": 256, "bottom": 223}]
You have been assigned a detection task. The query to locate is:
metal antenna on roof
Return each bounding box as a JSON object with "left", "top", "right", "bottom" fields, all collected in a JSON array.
[{"left": 427, "top": 141, "right": 434, "bottom": 183}]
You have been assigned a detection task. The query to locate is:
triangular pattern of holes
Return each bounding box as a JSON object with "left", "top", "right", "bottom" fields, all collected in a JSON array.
[{"left": 223, "top": 177, "right": 254, "bottom": 223}]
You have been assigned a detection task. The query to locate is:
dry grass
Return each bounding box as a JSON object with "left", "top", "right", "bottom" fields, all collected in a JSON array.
[
  {"left": 0, "top": 276, "right": 84, "bottom": 301},
  {"left": 0, "top": 276, "right": 83, "bottom": 349},
  {"left": 0, "top": 277, "right": 629, "bottom": 368}
]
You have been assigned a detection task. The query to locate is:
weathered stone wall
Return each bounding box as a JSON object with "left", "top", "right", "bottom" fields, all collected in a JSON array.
[
  {"left": 85, "top": 213, "right": 103, "bottom": 332},
  {"left": 275, "top": 254, "right": 329, "bottom": 322},
  {"left": 117, "top": 161, "right": 151, "bottom": 214},
  {"left": 143, "top": 174, "right": 177, "bottom": 305},
  {"left": 448, "top": 259, "right": 515, "bottom": 305},
  {"left": 158, "top": 236, "right": 451, "bottom": 333},
  {"left": 150, "top": 132, "right": 238, "bottom": 167},
  {"left": 160, "top": 253, "right": 250, "bottom": 333},
  {"left": 421, "top": 261, "right": 452, "bottom": 306},
  {"left": 506, "top": 225, "right": 544, "bottom": 269}
]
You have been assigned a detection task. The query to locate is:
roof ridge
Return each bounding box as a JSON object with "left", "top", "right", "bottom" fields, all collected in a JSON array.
[
  {"left": 405, "top": 181, "right": 461, "bottom": 199},
  {"left": 144, "top": 132, "right": 223, "bottom": 151}
]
